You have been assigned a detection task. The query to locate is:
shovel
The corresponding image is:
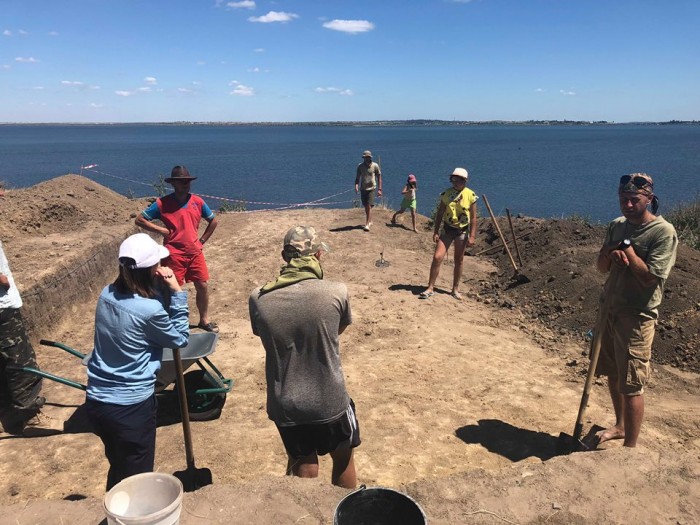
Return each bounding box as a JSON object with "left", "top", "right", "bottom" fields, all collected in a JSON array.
[
  {"left": 482, "top": 194, "right": 530, "bottom": 284},
  {"left": 557, "top": 290, "right": 611, "bottom": 454},
  {"left": 172, "top": 346, "right": 213, "bottom": 491}
]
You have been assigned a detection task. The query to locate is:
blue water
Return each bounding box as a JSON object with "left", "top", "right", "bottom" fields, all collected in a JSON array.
[{"left": 1, "top": 124, "right": 698, "bottom": 222}]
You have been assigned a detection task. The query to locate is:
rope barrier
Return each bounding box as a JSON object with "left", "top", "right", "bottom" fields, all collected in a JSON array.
[{"left": 79, "top": 165, "right": 355, "bottom": 211}]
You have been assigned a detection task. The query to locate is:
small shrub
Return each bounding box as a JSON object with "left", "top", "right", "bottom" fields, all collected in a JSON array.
[
  {"left": 153, "top": 174, "right": 167, "bottom": 197},
  {"left": 668, "top": 196, "right": 700, "bottom": 250},
  {"left": 567, "top": 213, "right": 593, "bottom": 226},
  {"left": 218, "top": 200, "right": 246, "bottom": 213},
  {"left": 426, "top": 198, "right": 442, "bottom": 230}
]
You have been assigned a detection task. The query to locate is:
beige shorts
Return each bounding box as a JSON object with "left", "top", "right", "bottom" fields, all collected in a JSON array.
[{"left": 595, "top": 312, "right": 655, "bottom": 395}]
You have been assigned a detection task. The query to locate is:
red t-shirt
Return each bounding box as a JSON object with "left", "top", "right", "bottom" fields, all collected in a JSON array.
[{"left": 142, "top": 194, "right": 214, "bottom": 256}]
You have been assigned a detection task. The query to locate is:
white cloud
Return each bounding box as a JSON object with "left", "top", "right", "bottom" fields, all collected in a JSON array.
[
  {"left": 448, "top": 0, "right": 473, "bottom": 3},
  {"left": 535, "top": 88, "right": 544, "bottom": 92},
  {"left": 249, "top": 11, "right": 299, "bottom": 23},
  {"left": 90, "top": 85, "right": 100, "bottom": 90},
  {"left": 2, "top": 64, "right": 10, "bottom": 69},
  {"left": 192, "top": 81, "right": 202, "bottom": 86},
  {"left": 315, "top": 87, "right": 354, "bottom": 96},
  {"left": 227, "top": 0, "right": 255, "bottom": 8},
  {"left": 197, "top": 60, "right": 206, "bottom": 66},
  {"left": 15, "top": 56, "right": 40, "bottom": 63},
  {"left": 322, "top": 20, "right": 374, "bottom": 34},
  {"left": 560, "top": 89, "right": 576, "bottom": 96},
  {"left": 3, "top": 30, "right": 11, "bottom": 36},
  {"left": 19, "top": 30, "right": 27, "bottom": 35},
  {"left": 248, "top": 67, "right": 261, "bottom": 73},
  {"left": 61, "top": 80, "right": 85, "bottom": 86},
  {"left": 137, "top": 87, "right": 152, "bottom": 92},
  {"left": 89, "top": 103, "right": 104, "bottom": 108},
  {"left": 178, "top": 87, "right": 193, "bottom": 93},
  {"left": 253, "top": 48, "right": 265, "bottom": 53},
  {"left": 115, "top": 90, "right": 134, "bottom": 97},
  {"left": 229, "top": 80, "right": 254, "bottom": 96},
  {"left": 32, "top": 86, "right": 44, "bottom": 90},
  {"left": 49, "top": 31, "right": 59, "bottom": 36},
  {"left": 144, "top": 76, "right": 157, "bottom": 85}
]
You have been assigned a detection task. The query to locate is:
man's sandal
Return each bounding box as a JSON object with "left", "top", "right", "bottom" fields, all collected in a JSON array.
[
  {"left": 419, "top": 291, "right": 434, "bottom": 299},
  {"left": 197, "top": 322, "right": 219, "bottom": 333}
]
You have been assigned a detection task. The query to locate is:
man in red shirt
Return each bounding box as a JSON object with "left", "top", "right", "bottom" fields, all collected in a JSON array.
[{"left": 136, "top": 166, "right": 219, "bottom": 332}]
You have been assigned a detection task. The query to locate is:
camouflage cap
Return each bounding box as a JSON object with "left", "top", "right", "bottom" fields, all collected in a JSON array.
[
  {"left": 619, "top": 172, "right": 654, "bottom": 195},
  {"left": 283, "top": 226, "right": 330, "bottom": 258}
]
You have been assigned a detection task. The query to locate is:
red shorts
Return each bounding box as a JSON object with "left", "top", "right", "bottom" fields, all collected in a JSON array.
[{"left": 164, "top": 251, "right": 209, "bottom": 285}]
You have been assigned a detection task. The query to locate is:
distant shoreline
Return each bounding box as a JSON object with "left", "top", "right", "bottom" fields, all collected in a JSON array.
[{"left": 1, "top": 119, "right": 698, "bottom": 127}]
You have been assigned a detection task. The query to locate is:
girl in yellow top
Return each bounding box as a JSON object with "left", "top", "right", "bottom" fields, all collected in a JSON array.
[{"left": 419, "top": 167, "right": 478, "bottom": 301}]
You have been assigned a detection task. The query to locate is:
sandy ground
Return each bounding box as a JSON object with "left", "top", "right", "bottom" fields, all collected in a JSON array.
[{"left": 0, "top": 177, "right": 699, "bottom": 524}]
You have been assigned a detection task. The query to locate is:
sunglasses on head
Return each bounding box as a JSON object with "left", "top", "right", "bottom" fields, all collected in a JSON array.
[{"left": 620, "top": 175, "right": 652, "bottom": 189}]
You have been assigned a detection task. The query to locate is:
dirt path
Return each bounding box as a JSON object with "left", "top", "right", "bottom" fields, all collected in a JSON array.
[{"left": 1, "top": 182, "right": 699, "bottom": 524}]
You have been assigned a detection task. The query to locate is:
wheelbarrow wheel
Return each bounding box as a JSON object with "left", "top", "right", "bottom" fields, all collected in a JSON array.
[{"left": 176, "top": 370, "right": 226, "bottom": 422}]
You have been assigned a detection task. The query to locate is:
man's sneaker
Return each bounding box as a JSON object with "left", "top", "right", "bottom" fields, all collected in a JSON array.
[{"left": 21, "top": 411, "right": 63, "bottom": 437}]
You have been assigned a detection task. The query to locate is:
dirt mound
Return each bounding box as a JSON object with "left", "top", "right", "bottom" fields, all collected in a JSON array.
[
  {"left": 473, "top": 215, "right": 700, "bottom": 372},
  {"left": 0, "top": 174, "right": 145, "bottom": 240}
]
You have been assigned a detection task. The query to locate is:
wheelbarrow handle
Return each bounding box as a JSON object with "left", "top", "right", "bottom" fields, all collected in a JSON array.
[{"left": 40, "top": 339, "right": 87, "bottom": 360}]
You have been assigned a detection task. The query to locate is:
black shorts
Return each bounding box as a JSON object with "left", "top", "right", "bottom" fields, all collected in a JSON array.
[{"left": 276, "top": 400, "right": 361, "bottom": 459}]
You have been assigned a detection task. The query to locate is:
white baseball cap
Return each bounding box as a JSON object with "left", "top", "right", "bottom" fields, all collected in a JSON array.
[
  {"left": 118, "top": 233, "right": 169, "bottom": 269},
  {"left": 451, "top": 167, "right": 469, "bottom": 181}
]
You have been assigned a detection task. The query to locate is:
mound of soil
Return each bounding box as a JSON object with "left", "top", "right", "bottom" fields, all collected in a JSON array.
[{"left": 472, "top": 215, "right": 700, "bottom": 373}]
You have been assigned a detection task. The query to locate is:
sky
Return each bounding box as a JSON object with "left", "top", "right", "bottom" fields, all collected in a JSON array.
[{"left": 1, "top": 0, "right": 699, "bottom": 123}]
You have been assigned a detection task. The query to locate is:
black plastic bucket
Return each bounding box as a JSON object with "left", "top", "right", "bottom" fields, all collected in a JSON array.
[{"left": 333, "top": 485, "right": 427, "bottom": 525}]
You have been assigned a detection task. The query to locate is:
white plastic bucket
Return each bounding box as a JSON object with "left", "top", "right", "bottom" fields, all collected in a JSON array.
[{"left": 104, "top": 472, "right": 183, "bottom": 525}]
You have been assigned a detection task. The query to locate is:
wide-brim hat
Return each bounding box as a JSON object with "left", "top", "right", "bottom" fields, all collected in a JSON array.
[
  {"left": 164, "top": 165, "right": 197, "bottom": 183},
  {"left": 362, "top": 150, "right": 373, "bottom": 158}
]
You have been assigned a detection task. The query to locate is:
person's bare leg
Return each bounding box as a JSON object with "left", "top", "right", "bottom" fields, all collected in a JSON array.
[
  {"left": 593, "top": 376, "right": 626, "bottom": 446},
  {"left": 392, "top": 209, "right": 404, "bottom": 224},
  {"left": 622, "top": 394, "right": 644, "bottom": 447},
  {"left": 410, "top": 209, "right": 417, "bottom": 232},
  {"left": 425, "top": 240, "right": 448, "bottom": 293},
  {"left": 451, "top": 238, "right": 467, "bottom": 295},
  {"left": 287, "top": 453, "right": 319, "bottom": 479},
  {"left": 364, "top": 203, "right": 372, "bottom": 227},
  {"left": 193, "top": 280, "right": 210, "bottom": 326},
  {"left": 330, "top": 448, "right": 356, "bottom": 488}
]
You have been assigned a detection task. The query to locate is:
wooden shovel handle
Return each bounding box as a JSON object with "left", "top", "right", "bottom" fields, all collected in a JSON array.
[
  {"left": 482, "top": 194, "right": 519, "bottom": 272},
  {"left": 173, "top": 347, "right": 196, "bottom": 470},
  {"left": 572, "top": 297, "right": 609, "bottom": 441}
]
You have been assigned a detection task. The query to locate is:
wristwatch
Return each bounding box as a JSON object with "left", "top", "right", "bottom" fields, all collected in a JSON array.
[{"left": 617, "top": 239, "right": 631, "bottom": 250}]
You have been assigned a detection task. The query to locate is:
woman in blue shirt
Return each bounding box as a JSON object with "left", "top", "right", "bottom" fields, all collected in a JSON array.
[{"left": 86, "top": 233, "right": 189, "bottom": 490}]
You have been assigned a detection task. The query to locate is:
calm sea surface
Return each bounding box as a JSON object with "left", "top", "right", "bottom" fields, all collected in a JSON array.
[{"left": 1, "top": 124, "right": 698, "bottom": 222}]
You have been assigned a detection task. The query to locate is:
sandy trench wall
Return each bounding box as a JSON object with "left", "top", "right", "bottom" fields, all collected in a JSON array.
[{"left": 19, "top": 228, "right": 139, "bottom": 341}]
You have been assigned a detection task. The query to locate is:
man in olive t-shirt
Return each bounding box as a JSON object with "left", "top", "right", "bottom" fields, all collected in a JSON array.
[{"left": 590, "top": 173, "right": 677, "bottom": 449}]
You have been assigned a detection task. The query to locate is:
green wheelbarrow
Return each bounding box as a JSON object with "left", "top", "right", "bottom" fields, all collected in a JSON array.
[{"left": 12, "top": 332, "right": 233, "bottom": 421}]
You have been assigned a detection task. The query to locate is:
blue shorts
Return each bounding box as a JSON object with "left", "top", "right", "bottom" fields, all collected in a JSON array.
[{"left": 276, "top": 400, "right": 361, "bottom": 459}]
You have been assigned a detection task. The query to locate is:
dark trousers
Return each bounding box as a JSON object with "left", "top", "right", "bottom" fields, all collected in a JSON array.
[
  {"left": 86, "top": 394, "right": 158, "bottom": 491},
  {"left": 0, "top": 307, "right": 43, "bottom": 411}
]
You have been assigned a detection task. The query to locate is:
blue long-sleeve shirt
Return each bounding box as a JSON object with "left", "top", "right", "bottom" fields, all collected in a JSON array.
[{"left": 87, "top": 284, "right": 189, "bottom": 404}]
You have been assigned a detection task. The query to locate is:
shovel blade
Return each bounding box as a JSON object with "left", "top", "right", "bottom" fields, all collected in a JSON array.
[
  {"left": 174, "top": 466, "right": 213, "bottom": 492},
  {"left": 556, "top": 432, "right": 590, "bottom": 455}
]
